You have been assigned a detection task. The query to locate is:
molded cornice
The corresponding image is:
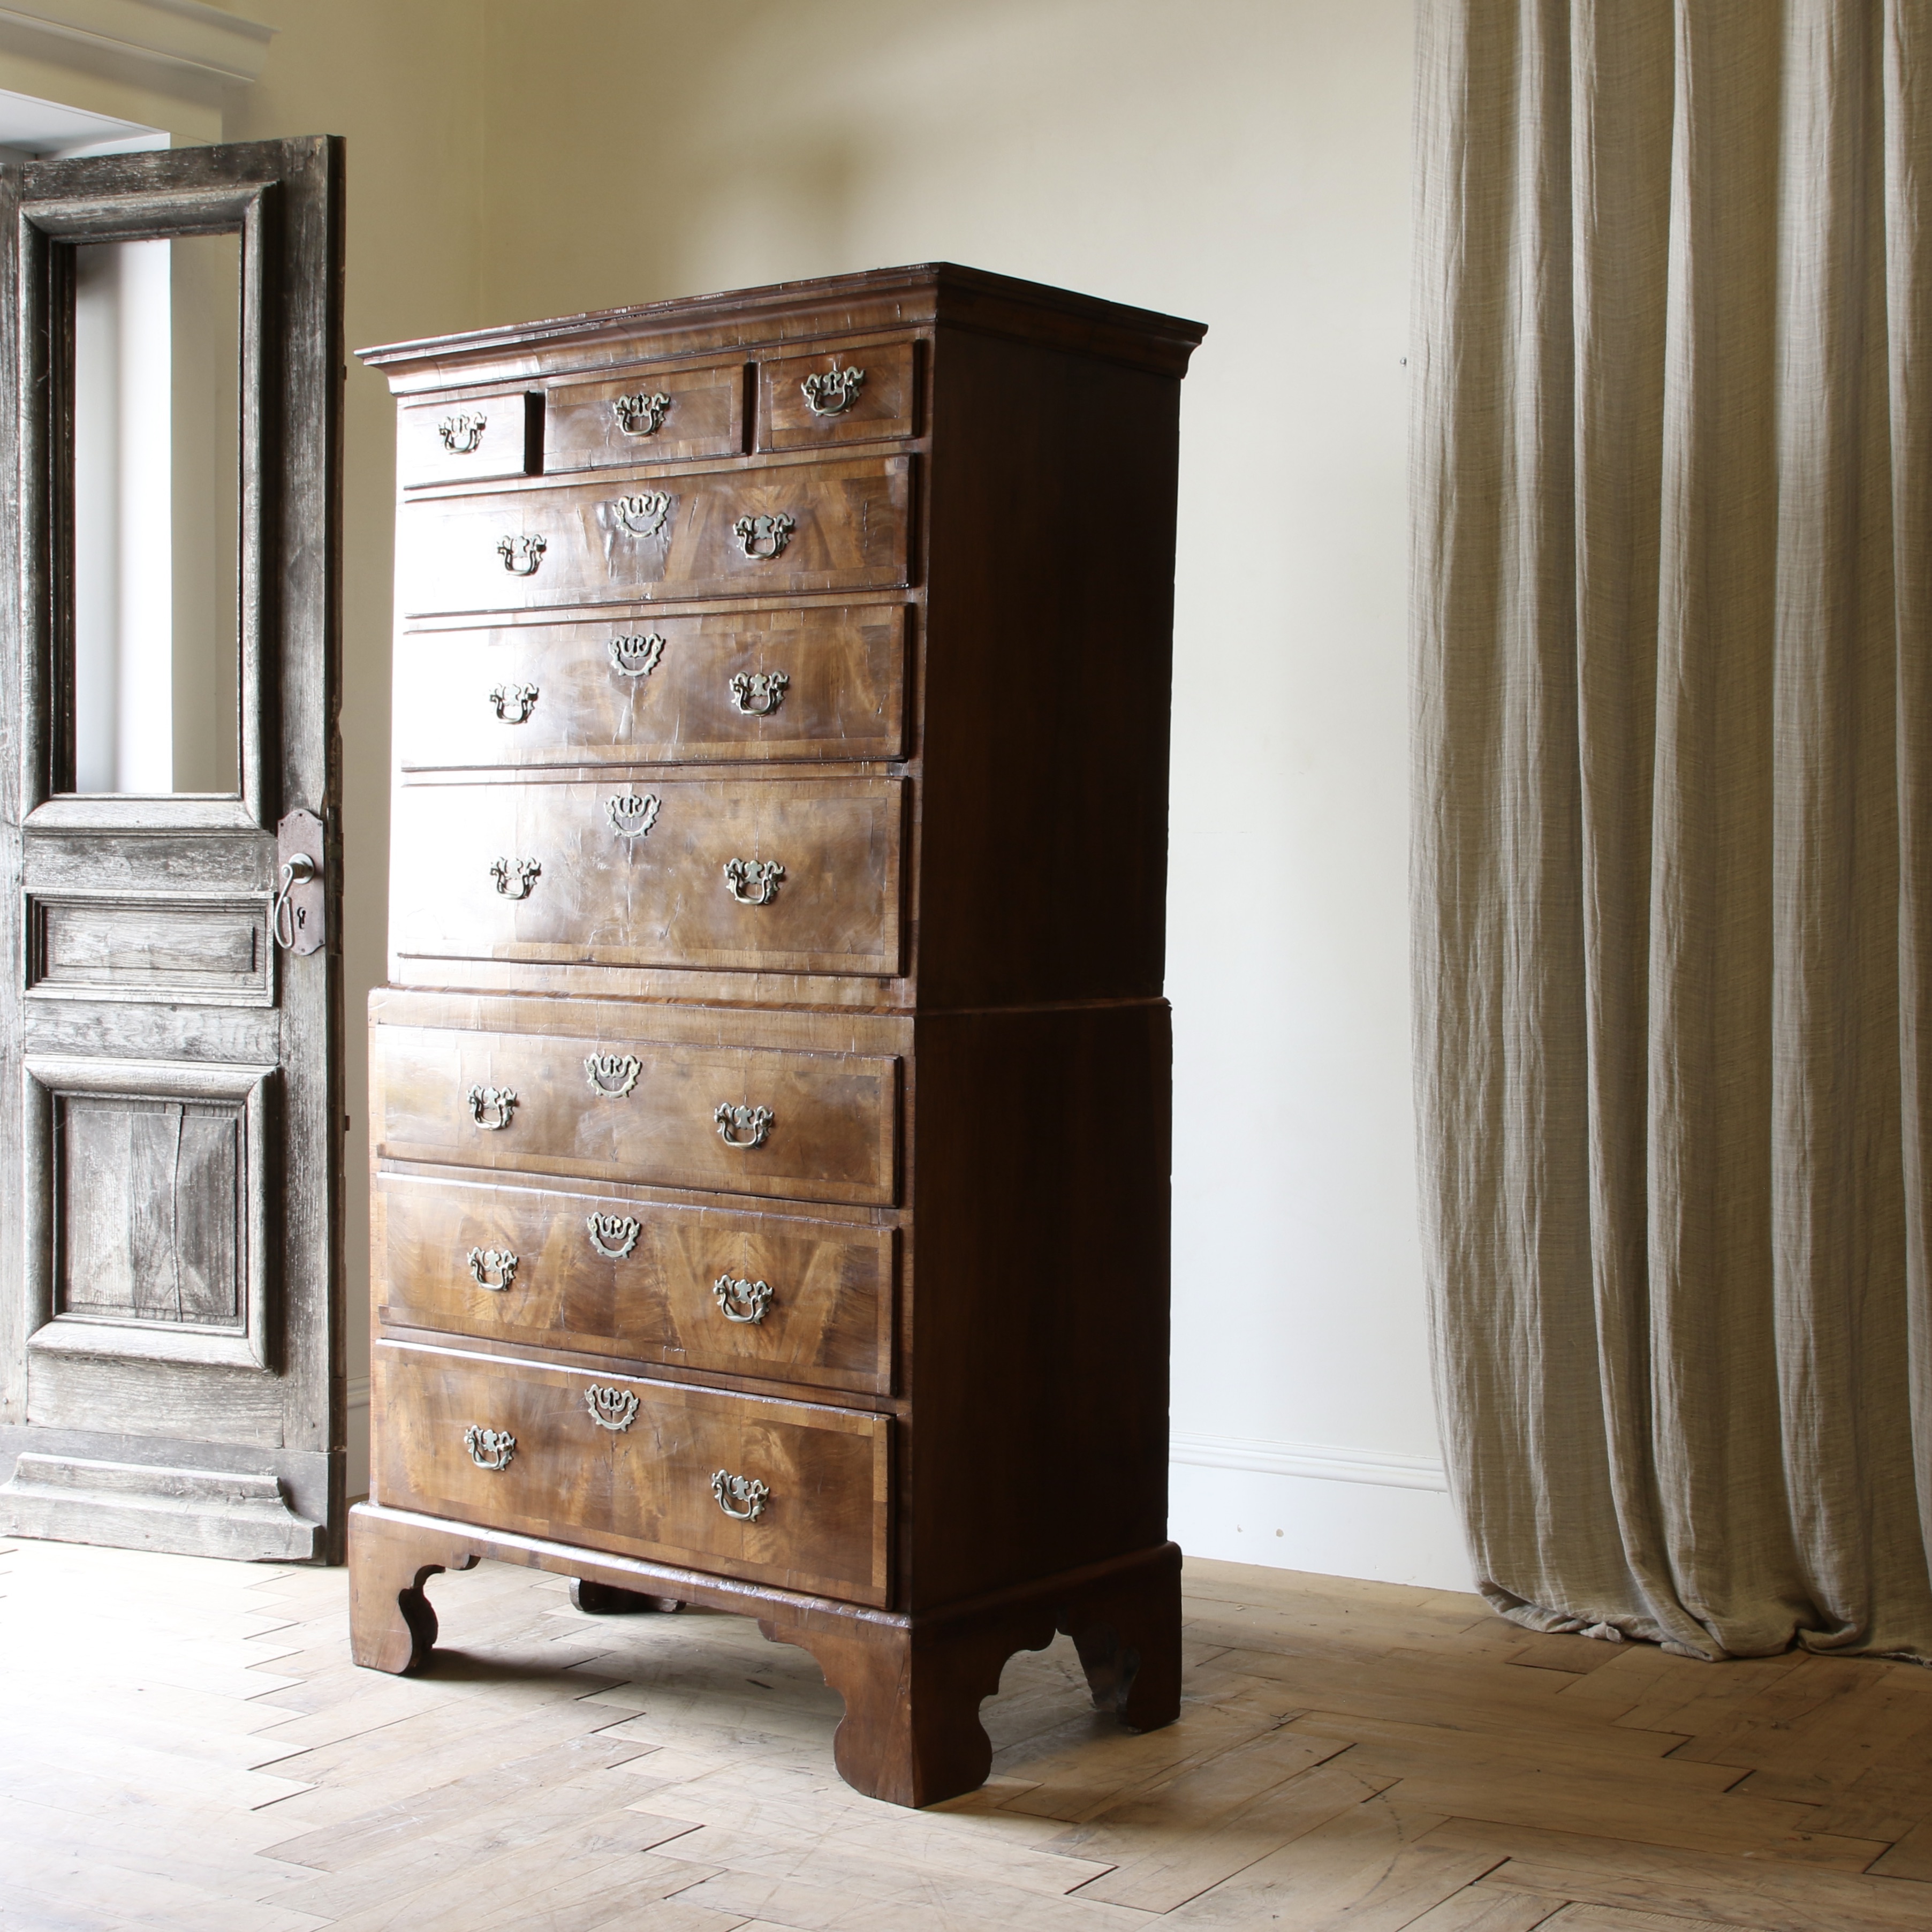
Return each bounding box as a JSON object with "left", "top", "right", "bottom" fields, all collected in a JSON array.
[{"left": 0, "top": 0, "right": 272, "bottom": 88}]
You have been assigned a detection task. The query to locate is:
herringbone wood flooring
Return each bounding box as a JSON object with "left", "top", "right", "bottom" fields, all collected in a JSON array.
[{"left": 2, "top": 1532, "right": 1929, "bottom": 1930}]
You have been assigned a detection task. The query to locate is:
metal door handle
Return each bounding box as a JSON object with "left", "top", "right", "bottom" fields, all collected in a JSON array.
[{"left": 271, "top": 809, "right": 326, "bottom": 954}]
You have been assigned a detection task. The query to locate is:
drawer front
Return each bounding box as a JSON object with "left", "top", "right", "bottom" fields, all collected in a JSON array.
[
  {"left": 376, "top": 1174, "right": 894, "bottom": 1395},
  {"left": 400, "top": 391, "right": 537, "bottom": 489},
  {"left": 545, "top": 361, "right": 745, "bottom": 470},
  {"left": 373, "top": 1342, "right": 890, "bottom": 1604},
  {"left": 390, "top": 774, "right": 903, "bottom": 978},
  {"left": 394, "top": 605, "right": 908, "bottom": 770},
  {"left": 759, "top": 342, "right": 917, "bottom": 451},
  {"left": 399, "top": 456, "right": 911, "bottom": 615},
  {"left": 376, "top": 1024, "right": 898, "bottom": 1207}
]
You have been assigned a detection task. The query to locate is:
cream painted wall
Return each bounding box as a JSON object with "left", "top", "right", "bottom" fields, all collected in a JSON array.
[
  {"left": 5, "top": 0, "right": 1461, "bottom": 1585},
  {"left": 455, "top": 0, "right": 1459, "bottom": 1586}
]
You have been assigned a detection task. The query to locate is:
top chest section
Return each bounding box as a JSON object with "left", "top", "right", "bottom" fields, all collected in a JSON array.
[{"left": 395, "top": 338, "right": 921, "bottom": 617}]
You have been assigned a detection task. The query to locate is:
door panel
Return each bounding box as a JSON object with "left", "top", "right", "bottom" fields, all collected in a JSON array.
[{"left": 0, "top": 139, "right": 345, "bottom": 1561}]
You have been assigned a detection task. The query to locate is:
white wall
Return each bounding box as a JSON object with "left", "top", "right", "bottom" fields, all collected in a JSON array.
[
  {"left": 467, "top": 0, "right": 1465, "bottom": 1588},
  {"left": 3, "top": 0, "right": 1466, "bottom": 1587}
]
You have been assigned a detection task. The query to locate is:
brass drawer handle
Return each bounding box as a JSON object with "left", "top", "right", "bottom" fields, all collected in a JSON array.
[
  {"left": 466, "top": 1085, "right": 517, "bottom": 1130},
  {"left": 497, "top": 533, "right": 546, "bottom": 575},
  {"left": 585, "top": 1052, "right": 641, "bottom": 1099},
  {"left": 467, "top": 1247, "right": 518, "bottom": 1291},
  {"left": 464, "top": 1426, "right": 516, "bottom": 1472},
  {"left": 713, "top": 1274, "right": 772, "bottom": 1324},
  {"left": 439, "top": 410, "right": 487, "bottom": 453},
  {"left": 711, "top": 1469, "right": 770, "bottom": 1520},
  {"left": 611, "top": 491, "right": 671, "bottom": 537},
  {"left": 714, "top": 1103, "right": 773, "bottom": 1149},
  {"left": 612, "top": 391, "right": 670, "bottom": 436},
  {"left": 490, "top": 681, "right": 539, "bottom": 723},
  {"left": 732, "top": 512, "right": 794, "bottom": 560},
  {"left": 606, "top": 792, "right": 660, "bottom": 840},
  {"left": 586, "top": 1213, "right": 640, "bottom": 1259},
  {"left": 609, "top": 632, "right": 665, "bottom": 678},
  {"left": 723, "top": 858, "right": 784, "bottom": 906},
  {"left": 490, "top": 857, "right": 541, "bottom": 899},
  {"left": 729, "top": 670, "right": 789, "bottom": 716},
  {"left": 801, "top": 363, "right": 865, "bottom": 417},
  {"left": 584, "top": 1385, "right": 639, "bottom": 1431}
]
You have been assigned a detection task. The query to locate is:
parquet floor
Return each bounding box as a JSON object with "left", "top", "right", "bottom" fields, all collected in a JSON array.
[{"left": 2, "top": 1536, "right": 1930, "bottom": 1932}]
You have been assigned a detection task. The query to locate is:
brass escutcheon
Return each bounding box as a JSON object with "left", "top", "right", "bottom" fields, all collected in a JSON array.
[
  {"left": 608, "top": 632, "right": 666, "bottom": 678},
  {"left": 584, "top": 1052, "right": 642, "bottom": 1099},
  {"left": 584, "top": 1385, "right": 640, "bottom": 1431},
  {"left": 585, "top": 1213, "right": 641, "bottom": 1259},
  {"left": 610, "top": 491, "right": 671, "bottom": 537},
  {"left": 605, "top": 793, "right": 660, "bottom": 840}
]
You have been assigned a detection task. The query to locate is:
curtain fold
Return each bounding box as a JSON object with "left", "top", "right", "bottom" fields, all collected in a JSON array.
[{"left": 1414, "top": 0, "right": 1932, "bottom": 1660}]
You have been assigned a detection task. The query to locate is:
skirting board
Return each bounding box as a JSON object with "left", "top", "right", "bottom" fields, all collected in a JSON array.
[
  {"left": 1169, "top": 1431, "right": 1473, "bottom": 1591},
  {"left": 347, "top": 1377, "right": 370, "bottom": 1501}
]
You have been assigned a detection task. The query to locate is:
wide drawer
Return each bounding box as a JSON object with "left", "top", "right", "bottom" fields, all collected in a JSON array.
[
  {"left": 544, "top": 360, "right": 746, "bottom": 469},
  {"left": 395, "top": 605, "right": 909, "bottom": 769},
  {"left": 373, "top": 1340, "right": 890, "bottom": 1604},
  {"left": 374, "top": 1023, "right": 899, "bottom": 1207},
  {"left": 376, "top": 1173, "right": 893, "bottom": 1395},
  {"left": 390, "top": 773, "right": 903, "bottom": 978},
  {"left": 399, "top": 455, "right": 911, "bottom": 615}
]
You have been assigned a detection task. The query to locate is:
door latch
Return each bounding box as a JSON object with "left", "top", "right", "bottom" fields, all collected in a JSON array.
[{"left": 272, "top": 809, "right": 327, "bottom": 955}]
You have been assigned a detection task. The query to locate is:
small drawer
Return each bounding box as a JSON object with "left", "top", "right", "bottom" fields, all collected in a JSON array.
[
  {"left": 373, "top": 1341, "right": 890, "bottom": 1604},
  {"left": 759, "top": 342, "right": 916, "bottom": 450},
  {"left": 390, "top": 772, "right": 904, "bottom": 979},
  {"left": 394, "top": 604, "right": 909, "bottom": 770},
  {"left": 375, "top": 1022, "right": 899, "bottom": 1207},
  {"left": 399, "top": 390, "right": 540, "bottom": 489},
  {"left": 398, "top": 456, "right": 911, "bottom": 615},
  {"left": 545, "top": 361, "right": 746, "bottom": 471},
  {"left": 376, "top": 1174, "right": 893, "bottom": 1395}
]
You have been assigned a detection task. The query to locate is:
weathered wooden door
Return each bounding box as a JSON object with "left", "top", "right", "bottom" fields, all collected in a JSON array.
[{"left": 0, "top": 138, "right": 346, "bottom": 1560}]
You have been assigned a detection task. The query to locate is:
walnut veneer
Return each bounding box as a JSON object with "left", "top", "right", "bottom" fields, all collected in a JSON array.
[{"left": 350, "top": 263, "right": 1204, "bottom": 1806}]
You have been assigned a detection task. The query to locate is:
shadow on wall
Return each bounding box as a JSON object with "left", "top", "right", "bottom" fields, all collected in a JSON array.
[{"left": 474, "top": 0, "right": 1115, "bottom": 321}]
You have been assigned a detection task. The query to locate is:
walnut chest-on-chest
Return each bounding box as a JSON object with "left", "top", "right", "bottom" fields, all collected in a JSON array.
[{"left": 349, "top": 264, "right": 1206, "bottom": 1805}]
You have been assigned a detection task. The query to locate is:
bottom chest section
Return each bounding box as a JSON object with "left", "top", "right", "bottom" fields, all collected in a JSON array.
[{"left": 371, "top": 1341, "right": 891, "bottom": 1605}]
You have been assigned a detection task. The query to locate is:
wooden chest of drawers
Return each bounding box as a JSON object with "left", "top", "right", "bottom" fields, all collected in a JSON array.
[{"left": 348, "top": 264, "right": 1204, "bottom": 1806}]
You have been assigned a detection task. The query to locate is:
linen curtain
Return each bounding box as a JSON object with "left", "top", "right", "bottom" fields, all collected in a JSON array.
[{"left": 1413, "top": 0, "right": 1932, "bottom": 1660}]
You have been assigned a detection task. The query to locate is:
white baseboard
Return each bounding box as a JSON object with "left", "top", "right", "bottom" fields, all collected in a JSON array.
[
  {"left": 1171, "top": 1430, "right": 1448, "bottom": 1492},
  {"left": 1169, "top": 1430, "right": 1471, "bottom": 1590},
  {"left": 346, "top": 1377, "right": 370, "bottom": 1502}
]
